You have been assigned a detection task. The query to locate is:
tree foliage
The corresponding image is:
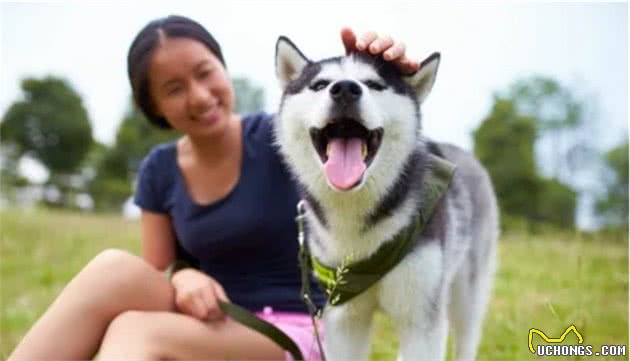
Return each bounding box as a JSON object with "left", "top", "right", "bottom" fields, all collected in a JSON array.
[
  {"left": 596, "top": 142, "right": 629, "bottom": 227},
  {"left": 535, "top": 178, "right": 577, "bottom": 227},
  {"left": 1, "top": 76, "right": 94, "bottom": 207},
  {"left": 508, "top": 77, "right": 583, "bottom": 131},
  {"left": 1, "top": 77, "right": 93, "bottom": 174},
  {"left": 474, "top": 97, "right": 540, "bottom": 219},
  {"left": 474, "top": 95, "right": 577, "bottom": 227},
  {"left": 89, "top": 103, "right": 177, "bottom": 210},
  {"left": 507, "top": 76, "right": 598, "bottom": 186},
  {"left": 474, "top": 75, "right": 603, "bottom": 229},
  {"left": 232, "top": 77, "right": 265, "bottom": 114}
]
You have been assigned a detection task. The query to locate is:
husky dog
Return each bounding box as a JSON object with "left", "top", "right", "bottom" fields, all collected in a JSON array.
[{"left": 273, "top": 36, "right": 499, "bottom": 361}]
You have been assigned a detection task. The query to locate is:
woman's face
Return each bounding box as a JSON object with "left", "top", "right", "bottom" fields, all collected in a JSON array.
[{"left": 148, "top": 36, "right": 235, "bottom": 138}]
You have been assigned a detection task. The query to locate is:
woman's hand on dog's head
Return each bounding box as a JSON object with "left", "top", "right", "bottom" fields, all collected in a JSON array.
[
  {"left": 171, "top": 268, "right": 230, "bottom": 322},
  {"left": 341, "top": 27, "right": 420, "bottom": 74}
]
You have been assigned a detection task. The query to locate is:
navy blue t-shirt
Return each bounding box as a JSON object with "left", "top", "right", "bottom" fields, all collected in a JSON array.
[{"left": 134, "top": 112, "right": 325, "bottom": 313}]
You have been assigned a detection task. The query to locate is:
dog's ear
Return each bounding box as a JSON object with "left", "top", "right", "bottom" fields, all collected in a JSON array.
[
  {"left": 275, "top": 36, "right": 310, "bottom": 89},
  {"left": 404, "top": 52, "right": 440, "bottom": 103}
]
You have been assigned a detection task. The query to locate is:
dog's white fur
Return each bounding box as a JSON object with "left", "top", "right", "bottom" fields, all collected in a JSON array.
[{"left": 274, "top": 37, "right": 498, "bottom": 361}]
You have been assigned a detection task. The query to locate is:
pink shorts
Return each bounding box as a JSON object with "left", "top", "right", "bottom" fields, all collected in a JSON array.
[{"left": 255, "top": 306, "right": 325, "bottom": 361}]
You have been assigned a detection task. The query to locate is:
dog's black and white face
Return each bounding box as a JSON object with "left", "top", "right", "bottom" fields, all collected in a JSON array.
[{"left": 274, "top": 36, "right": 439, "bottom": 199}]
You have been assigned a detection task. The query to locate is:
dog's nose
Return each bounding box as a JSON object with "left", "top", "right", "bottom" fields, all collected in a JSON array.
[{"left": 330, "top": 80, "right": 362, "bottom": 104}]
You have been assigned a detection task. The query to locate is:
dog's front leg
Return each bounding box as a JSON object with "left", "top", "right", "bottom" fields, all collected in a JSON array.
[
  {"left": 383, "top": 243, "right": 449, "bottom": 361},
  {"left": 323, "top": 300, "right": 375, "bottom": 361},
  {"left": 397, "top": 306, "right": 448, "bottom": 361}
]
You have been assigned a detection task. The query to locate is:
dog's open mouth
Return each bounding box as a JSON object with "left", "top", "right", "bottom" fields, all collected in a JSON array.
[{"left": 310, "top": 118, "right": 383, "bottom": 191}]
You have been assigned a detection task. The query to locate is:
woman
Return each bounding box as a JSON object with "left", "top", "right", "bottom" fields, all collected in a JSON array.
[{"left": 8, "top": 15, "right": 419, "bottom": 360}]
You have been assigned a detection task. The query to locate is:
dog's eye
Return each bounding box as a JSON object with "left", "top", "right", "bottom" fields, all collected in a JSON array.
[
  {"left": 363, "top": 80, "right": 387, "bottom": 91},
  {"left": 309, "top": 80, "right": 330, "bottom": 91}
]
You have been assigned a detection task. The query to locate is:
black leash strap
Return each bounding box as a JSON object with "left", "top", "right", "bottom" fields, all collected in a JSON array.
[
  {"left": 218, "top": 301, "right": 304, "bottom": 361},
  {"left": 297, "top": 200, "right": 327, "bottom": 361}
]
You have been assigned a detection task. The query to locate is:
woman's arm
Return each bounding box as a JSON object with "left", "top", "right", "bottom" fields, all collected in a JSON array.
[
  {"left": 140, "top": 210, "right": 228, "bottom": 321},
  {"left": 140, "top": 210, "right": 176, "bottom": 271}
]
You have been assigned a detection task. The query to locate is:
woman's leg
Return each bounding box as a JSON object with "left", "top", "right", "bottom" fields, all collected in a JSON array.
[
  {"left": 7, "top": 249, "right": 175, "bottom": 361},
  {"left": 98, "top": 310, "right": 286, "bottom": 360}
]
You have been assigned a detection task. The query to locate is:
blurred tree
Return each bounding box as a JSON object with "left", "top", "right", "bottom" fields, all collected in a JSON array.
[
  {"left": 509, "top": 77, "right": 581, "bottom": 129},
  {"left": 596, "top": 142, "right": 629, "bottom": 228},
  {"left": 89, "top": 148, "right": 132, "bottom": 211},
  {"left": 89, "top": 102, "right": 177, "bottom": 210},
  {"left": 474, "top": 96, "right": 578, "bottom": 228},
  {"left": 506, "top": 76, "right": 597, "bottom": 184},
  {"left": 475, "top": 76, "right": 604, "bottom": 228},
  {"left": 0, "top": 76, "right": 93, "bottom": 206},
  {"left": 0, "top": 144, "right": 29, "bottom": 203},
  {"left": 535, "top": 178, "right": 577, "bottom": 227},
  {"left": 474, "top": 97, "right": 541, "bottom": 220},
  {"left": 232, "top": 77, "right": 265, "bottom": 114}
]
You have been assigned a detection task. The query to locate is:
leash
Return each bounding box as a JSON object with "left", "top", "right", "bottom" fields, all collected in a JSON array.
[
  {"left": 296, "top": 200, "right": 327, "bottom": 361},
  {"left": 217, "top": 301, "right": 304, "bottom": 360}
]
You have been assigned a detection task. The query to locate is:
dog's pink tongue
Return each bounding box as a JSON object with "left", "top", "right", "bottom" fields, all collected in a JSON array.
[{"left": 324, "top": 138, "right": 366, "bottom": 190}]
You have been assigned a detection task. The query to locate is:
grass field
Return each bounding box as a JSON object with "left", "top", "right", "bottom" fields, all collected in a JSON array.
[{"left": 1, "top": 208, "right": 628, "bottom": 360}]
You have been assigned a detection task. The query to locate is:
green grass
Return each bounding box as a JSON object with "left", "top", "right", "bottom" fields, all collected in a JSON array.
[{"left": 1, "top": 209, "right": 628, "bottom": 360}]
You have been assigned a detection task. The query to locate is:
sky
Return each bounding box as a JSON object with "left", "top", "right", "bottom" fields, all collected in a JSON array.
[{"left": 0, "top": 1, "right": 628, "bottom": 226}]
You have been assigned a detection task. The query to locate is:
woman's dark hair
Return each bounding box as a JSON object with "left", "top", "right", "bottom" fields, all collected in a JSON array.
[{"left": 127, "top": 15, "right": 226, "bottom": 129}]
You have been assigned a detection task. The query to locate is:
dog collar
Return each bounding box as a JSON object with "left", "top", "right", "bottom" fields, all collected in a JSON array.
[{"left": 298, "top": 153, "right": 456, "bottom": 307}]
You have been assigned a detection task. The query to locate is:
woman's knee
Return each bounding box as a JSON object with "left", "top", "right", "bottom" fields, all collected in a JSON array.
[
  {"left": 88, "top": 249, "right": 144, "bottom": 275},
  {"left": 76, "top": 249, "right": 174, "bottom": 314},
  {"left": 102, "top": 310, "right": 148, "bottom": 342},
  {"left": 102, "top": 311, "right": 286, "bottom": 360},
  {"left": 99, "top": 311, "right": 166, "bottom": 359}
]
